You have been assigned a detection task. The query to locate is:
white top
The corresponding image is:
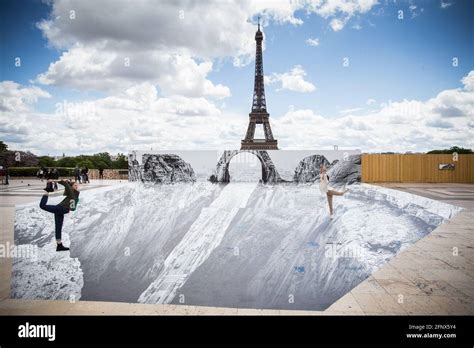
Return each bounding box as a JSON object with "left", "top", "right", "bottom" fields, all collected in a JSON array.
[{"left": 319, "top": 173, "right": 330, "bottom": 194}]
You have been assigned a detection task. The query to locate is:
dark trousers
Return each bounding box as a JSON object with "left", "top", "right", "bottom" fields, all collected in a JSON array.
[{"left": 39, "top": 195, "right": 69, "bottom": 241}]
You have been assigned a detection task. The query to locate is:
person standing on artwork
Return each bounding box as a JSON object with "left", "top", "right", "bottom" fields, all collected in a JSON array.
[
  {"left": 319, "top": 164, "right": 349, "bottom": 219},
  {"left": 45, "top": 168, "right": 52, "bottom": 181},
  {"left": 39, "top": 179, "right": 80, "bottom": 251},
  {"left": 51, "top": 168, "right": 59, "bottom": 190},
  {"left": 39, "top": 167, "right": 45, "bottom": 181},
  {"left": 74, "top": 165, "right": 81, "bottom": 183},
  {"left": 81, "top": 167, "right": 89, "bottom": 183}
]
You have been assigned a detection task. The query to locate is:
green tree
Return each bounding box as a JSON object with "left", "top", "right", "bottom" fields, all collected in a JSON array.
[
  {"left": 96, "top": 152, "right": 112, "bottom": 167},
  {"left": 427, "top": 146, "right": 472, "bottom": 154},
  {"left": 38, "top": 156, "right": 56, "bottom": 167},
  {"left": 56, "top": 156, "right": 78, "bottom": 168},
  {"left": 111, "top": 153, "right": 128, "bottom": 169},
  {"left": 77, "top": 159, "right": 94, "bottom": 169},
  {"left": 95, "top": 160, "right": 109, "bottom": 170}
]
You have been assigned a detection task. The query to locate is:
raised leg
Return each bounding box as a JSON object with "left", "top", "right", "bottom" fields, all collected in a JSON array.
[
  {"left": 327, "top": 189, "right": 345, "bottom": 196},
  {"left": 39, "top": 195, "right": 58, "bottom": 214}
]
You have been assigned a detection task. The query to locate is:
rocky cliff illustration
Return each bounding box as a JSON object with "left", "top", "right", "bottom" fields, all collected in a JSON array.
[
  {"left": 293, "top": 155, "right": 332, "bottom": 183},
  {"left": 129, "top": 151, "right": 362, "bottom": 184},
  {"left": 129, "top": 154, "right": 196, "bottom": 183},
  {"left": 210, "top": 150, "right": 282, "bottom": 184},
  {"left": 294, "top": 154, "right": 361, "bottom": 184},
  {"left": 328, "top": 154, "right": 361, "bottom": 184}
]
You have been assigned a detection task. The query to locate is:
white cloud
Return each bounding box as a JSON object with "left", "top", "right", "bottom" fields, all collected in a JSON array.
[
  {"left": 329, "top": 18, "right": 347, "bottom": 31},
  {"left": 0, "top": 82, "right": 51, "bottom": 144},
  {"left": 366, "top": 98, "right": 376, "bottom": 106},
  {"left": 266, "top": 65, "right": 316, "bottom": 93},
  {"left": 0, "top": 81, "right": 239, "bottom": 154},
  {"left": 408, "top": 4, "right": 424, "bottom": 19},
  {"left": 426, "top": 119, "right": 453, "bottom": 129},
  {"left": 461, "top": 71, "right": 474, "bottom": 91},
  {"left": 0, "top": 81, "right": 50, "bottom": 113},
  {"left": 440, "top": 1, "right": 452, "bottom": 9},
  {"left": 2, "top": 71, "right": 474, "bottom": 154},
  {"left": 34, "top": 0, "right": 379, "bottom": 95},
  {"left": 37, "top": 0, "right": 257, "bottom": 59},
  {"left": 250, "top": 0, "right": 304, "bottom": 26},
  {"left": 339, "top": 107, "right": 364, "bottom": 114},
  {"left": 35, "top": 0, "right": 267, "bottom": 95},
  {"left": 306, "top": 0, "right": 378, "bottom": 31},
  {"left": 270, "top": 71, "right": 474, "bottom": 151},
  {"left": 36, "top": 45, "right": 230, "bottom": 99},
  {"left": 306, "top": 37, "right": 320, "bottom": 46},
  {"left": 306, "top": 0, "right": 378, "bottom": 18}
]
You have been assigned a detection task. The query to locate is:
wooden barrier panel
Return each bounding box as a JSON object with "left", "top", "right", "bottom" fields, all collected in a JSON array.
[
  {"left": 88, "top": 169, "right": 128, "bottom": 180},
  {"left": 362, "top": 154, "right": 474, "bottom": 183}
]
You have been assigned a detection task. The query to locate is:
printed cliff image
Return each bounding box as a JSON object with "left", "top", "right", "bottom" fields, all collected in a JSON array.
[
  {"left": 211, "top": 150, "right": 282, "bottom": 184},
  {"left": 294, "top": 154, "right": 361, "bottom": 184},
  {"left": 129, "top": 154, "right": 196, "bottom": 183}
]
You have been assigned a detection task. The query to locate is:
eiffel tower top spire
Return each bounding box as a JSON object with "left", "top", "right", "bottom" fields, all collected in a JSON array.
[{"left": 251, "top": 17, "right": 266, "bottom": 113}]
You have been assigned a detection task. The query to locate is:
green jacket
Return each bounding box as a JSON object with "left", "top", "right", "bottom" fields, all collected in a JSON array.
[{"left": 58, "top": 180, "right": 80, "bottom": 211}]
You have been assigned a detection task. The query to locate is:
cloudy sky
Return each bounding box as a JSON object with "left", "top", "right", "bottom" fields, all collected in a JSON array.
[{"left": 0, "top": 0, "right": 473, "bottom": 155}]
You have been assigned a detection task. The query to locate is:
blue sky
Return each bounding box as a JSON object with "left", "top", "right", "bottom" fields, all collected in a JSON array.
[
  {"left": 212, "top": 0, "right": 473, "bottom": 116},
  {"left": 0, "top": 0, "right": 473, "bottom": 155}
]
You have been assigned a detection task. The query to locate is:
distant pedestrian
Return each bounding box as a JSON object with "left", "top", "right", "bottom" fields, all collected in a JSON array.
[
  {"left": 81, "top": 167, "right": 89, "bottom": 183},
  {"left": 74, "top": 166, "right": 81, "bottom": 183},
  {"left": 52, "top": 168, "right": 59, "bottom": 190},
  {"left": 39, "top": 167, "right": 45, "bottom": 181},
  {"left": 98, "top": 168, "right": 104, "bottom": 180}
]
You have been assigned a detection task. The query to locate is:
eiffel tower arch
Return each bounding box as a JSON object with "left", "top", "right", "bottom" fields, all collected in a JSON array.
[
  {"left": 212, "top": 150, "right": 281, "bottom": 184},
  {"left": 241, "top": 19, "right": 278, "bottom": 150}
]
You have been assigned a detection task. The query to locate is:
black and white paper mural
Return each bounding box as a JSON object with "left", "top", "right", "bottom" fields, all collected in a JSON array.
[
  {"left": 12, "top": 178, "right": 462, "bottom": 309},
  {"left": 3, "top": 0, "right": 471, "bottom": 314},
  {"left": 128, "top": 150, "right": 362, "bottom": 184}
]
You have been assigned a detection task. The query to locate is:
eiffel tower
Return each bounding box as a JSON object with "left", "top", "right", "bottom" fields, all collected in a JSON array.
[{"left": 241, "top": 19, "right": 278, "bottom": 150}]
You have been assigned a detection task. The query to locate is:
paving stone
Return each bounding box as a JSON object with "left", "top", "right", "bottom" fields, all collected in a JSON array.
[
  {"left": 351, "top": 276, "right": 387, "bottom": 294},
  {"left": 369, "top": 293, "right": 408, "bottom": 314},
  {"left": 428, "top": 296, "right": 474, "bottom": 315},
  {"left": 352, "top": 293, "right": 385, "bottom": 314},
  {"left": 325, "top": 293, "right": 364, "bottom": 314},
  {"left": 392, "top": 294, "right": 447, "bottom": 315}
]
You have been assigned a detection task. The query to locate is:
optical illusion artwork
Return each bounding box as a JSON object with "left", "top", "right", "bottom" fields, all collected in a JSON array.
[{"left": 11, "top": 21, "right": 464, "bottom": 310}]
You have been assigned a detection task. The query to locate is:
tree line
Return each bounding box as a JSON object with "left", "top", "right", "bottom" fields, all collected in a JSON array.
[{"left": 0, "top": 141, "right": 128, "bottom": 170}]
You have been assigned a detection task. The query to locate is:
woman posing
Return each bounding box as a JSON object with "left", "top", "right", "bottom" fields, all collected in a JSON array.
[
  {"left": 40, "top": 179, "right": 80, "bottom": 251},
  {"left": 319, "top": 165, "right": 348, "bottom": 219}
]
